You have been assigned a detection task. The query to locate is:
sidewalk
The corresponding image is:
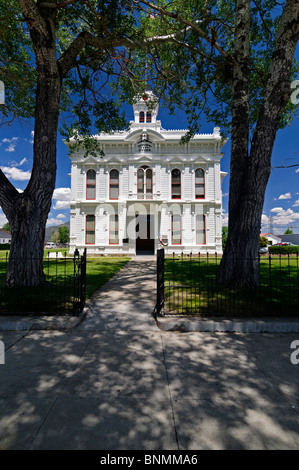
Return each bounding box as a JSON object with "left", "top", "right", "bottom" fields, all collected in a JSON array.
[{"left": 0, "top": 257, "right": 299, "bottom": 450}]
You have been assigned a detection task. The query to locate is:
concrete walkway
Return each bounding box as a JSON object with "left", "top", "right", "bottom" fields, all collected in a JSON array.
[{"left": 1, "top": 257, "right": 299, "bottom": 450}]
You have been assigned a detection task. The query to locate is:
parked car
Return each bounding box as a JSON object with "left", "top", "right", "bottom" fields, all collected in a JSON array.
[
  {"left": 45, "top": 242, "right": 56, "bottom": 249},
  {"left": 259, "top": 246, "right": 268, "bottom": 254}
]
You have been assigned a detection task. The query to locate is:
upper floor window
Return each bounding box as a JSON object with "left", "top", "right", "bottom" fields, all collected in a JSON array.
[
  {"left": 137, "top": 166, "right": 153, "bottom": 199},
  {"left": 139, "top": 111, "right": 145, "bottom": 123},
  {"left": 196, "top": 214, "right": 206, "bottom": 244},
  {"left": 86, "top": 215, "right": 95, "bottom": 244},
  {"left": 146, "top": 112, "right": 152, "bottom": 123},
  {"left": 171, "top": 169, "right": 181, "bottom": 199},
  {"left": 86, "top": 169, "right": 96, "bottom": 200},
  {"left": 109, "top": 169, "right": 119, "bottom": 200},
  {"left": 195, "top": 168, "right": 205, "bottom": 199}
]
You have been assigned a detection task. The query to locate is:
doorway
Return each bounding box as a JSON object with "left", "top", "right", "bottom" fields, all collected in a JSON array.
[{"left": 135, "top": 214, "right": 155, "bottom": 255}]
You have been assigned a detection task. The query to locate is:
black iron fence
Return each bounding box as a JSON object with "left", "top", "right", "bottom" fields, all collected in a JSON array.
[
  {"left": 156, "top": 249, "right": 299, "bottom": 317},
  {"left": 0, "top": 249, "right": 86, "bottom": 316}
]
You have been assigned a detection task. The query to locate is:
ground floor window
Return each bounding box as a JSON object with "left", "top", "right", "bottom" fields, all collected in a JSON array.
[
  {"left": 109, "top": 214, "right": 119, "bottom": 244},
  {"left": 172, "top": 214, "right": 182, "bottom": 245},
  {"left": 196, "top": 214, "right": 206, "bottom": 244},
  {"left": 86, "top": 215, "right": 95, "bottom": 244}
]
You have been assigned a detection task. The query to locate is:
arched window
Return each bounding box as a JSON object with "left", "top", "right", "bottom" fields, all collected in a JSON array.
[
  {"left": 172, "top": 214, "right": 182, "bottom": 245},
  {"left": 137, "top": 166, "right": 153, "bottom": 199},
  {"left": 196, "top": 214, "right": 206, "bottom": 244},
  {"left": 86, "top": 169, "right": 96, "bottom": 200},
  {"left": 86, "top": 215, "right": 95, "bottom": 244},
  {"left": 195, "top": 168, "right": 205, "bottom": 199},
  {"left": 171, "top": 169, "right": 181, "bottom": 199},
  {"left": 139, "top": 111, "right": 145, "bottom": 123},
  {"left": 146, "top": 112, "right": 152, "bottom": 123},
  {"left": 109, "top": 214, "right": 119, "bottom": 245},
  {"left": 109, "top": 169, "right": 119, "bottom": 200}
]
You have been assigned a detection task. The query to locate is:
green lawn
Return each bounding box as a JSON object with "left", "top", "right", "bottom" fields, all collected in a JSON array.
[
  {"left": 164, "top": 255, "right": 299, "bottom": 316},
  {"left": 0, "top": 253, "right": 130, "bottom": 315}
]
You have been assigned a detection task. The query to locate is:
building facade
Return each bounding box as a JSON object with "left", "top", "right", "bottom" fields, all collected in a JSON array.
[{"left": 67, "top": 93, "right": 227, "bottom": 255}]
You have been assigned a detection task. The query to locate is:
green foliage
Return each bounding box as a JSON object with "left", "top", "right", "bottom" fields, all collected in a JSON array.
[
  {"left": 222, "top": 226, "right": 228, "bottom": 250},
  {"left": 1, "top": 222, "right": 10, "bottom": 232},
  {"left": 58, "top": 226, "right": 70, "bottom": 244},
  {"left": 0, "top": 243, "right": 10, "bottom": 250},
  {"left": 260, "top": 236, "right": 268, "bottom": 247},
  {"left": 269, "top": 245, "right": 299, "bottom": 255},
  {"left": 284, "top": 228, "right": 294, "bottom": 234}
]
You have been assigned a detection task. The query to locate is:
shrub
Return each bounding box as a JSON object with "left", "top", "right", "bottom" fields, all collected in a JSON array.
[
  {"left": 0, "top": 244, "right": 10, "bottom": 251},
  {"left": 268, "top": 245, "right": 299, "bottom": 255}
]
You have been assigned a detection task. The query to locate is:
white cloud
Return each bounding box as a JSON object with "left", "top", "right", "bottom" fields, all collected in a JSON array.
[
  {"left": 296, "top": 168, "right": 299, "bottom": 173},
  {"left": 2, "top": 137, "right": 19, "bottom": 153},
  {"left": 57, "top": 213, "right": 66, "bottom": 219},
  {"left": 268, "top": 207, "right": 299, "bottom": 228},
  {"left": 46, "top": 218, "right": 63, "bottom": 226},
  {"left": 5, "top": 143, "right": 16, "bottom": 152},
  {"left": 278, "top": 192, "right": 291, "bottom": 200},
  {"left": 0, "top": 210, "right": 8, "bottom": 228},
  {"left": 0, "top": 166, "right": 31, "bottom": 181},
  {"left": 293, "top": 199, "right": 299, "bottom": 207},
  {"left": 52, "top": 187, "right": 71, "bottom": 210}
]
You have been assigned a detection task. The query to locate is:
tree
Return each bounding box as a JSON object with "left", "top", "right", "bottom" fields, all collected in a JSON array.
[
  {"left": 0, "top": 0, "right": 182, "bottom": 286},
  {"left": 222, "top": 226, "right": 228, "bottom": 251},
  {"left": 2, "top": 222, "right": 10, "bottom": 232},
  {"left": 259, "top": 236, "right": 268, "bottom": 248},
  {"left": 125, "top": 0, "right": 299, "bottom": 287},
  {"left": 284, "top": 228, "right": 294, "bottom": 234},
  {"left": 58, "top": 226, "right": 69, "bottom": 244}
]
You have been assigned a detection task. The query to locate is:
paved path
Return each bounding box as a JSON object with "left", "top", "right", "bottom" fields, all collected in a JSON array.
[{"left": 1, "top": 257, "right": 299, "bottom": 450}]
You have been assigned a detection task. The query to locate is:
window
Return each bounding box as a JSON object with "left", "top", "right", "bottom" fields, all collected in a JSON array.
[
  {"left": 109, "top": 169, "right": 119, "bottom": 200},
  {"left": 146, "top": 112, "right": 152, "bottom": 123},
  {"left": 86, "top": 169, "right": 96, "bottom": 200},
  {"left": 109, "top": 214, "right": 119, "bottom": 244},
  {"left": 86, "top": 215, "right": 95, "bottom": 244},
  {"left": 137, "top": 166, "right": 153, "bottom": 199},
  {"left": 172, "top": 214, "right": 182, "bottom": 245},
  {"left": 171, "top": 169, "right": 181, "bottom": 199},
  {"left": 196, "top": 214, "right": 206, "bottom": 244},
  {"left": 195, "top": 168, "right": 205, "bottom": 199},
  {"left": 139, "top": 111, "right": 145, "bottom": 123}
]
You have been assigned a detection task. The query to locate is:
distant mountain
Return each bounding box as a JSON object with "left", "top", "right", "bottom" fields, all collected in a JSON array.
[{"left": 45, "top": 221, "right": 70, "bottom": 242}]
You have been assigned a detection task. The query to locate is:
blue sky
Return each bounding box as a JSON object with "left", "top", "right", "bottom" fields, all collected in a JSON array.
[{"left": 0, "top": 80, "right": 298, "bottom": 235}]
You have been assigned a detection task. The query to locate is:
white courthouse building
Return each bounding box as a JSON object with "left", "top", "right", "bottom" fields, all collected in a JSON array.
[{"left": 67, "top": 92, "right": 227, "bottom": 255}]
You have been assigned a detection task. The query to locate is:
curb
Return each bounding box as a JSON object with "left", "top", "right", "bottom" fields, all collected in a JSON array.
[
  {"left": 0, "top": 307, "right": 89, "bottom": 332},
  {"left": 156, "top": 316, "right": 299, "bottom": 333}
]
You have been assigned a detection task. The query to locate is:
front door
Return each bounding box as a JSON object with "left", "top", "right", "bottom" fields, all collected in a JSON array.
[{"left": 136, "top": 214, "right": 154, "bottom": 254}]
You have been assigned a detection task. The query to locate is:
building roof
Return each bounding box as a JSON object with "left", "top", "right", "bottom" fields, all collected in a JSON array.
[
  {"left": 260, "top": 233, "right": 281, "bottom": 239},
  {"left": 279, "top": 234, "right": 299, "bottom": 245},
  {"left": 0, "top": 229, "right": 11, "bottom": 238}
]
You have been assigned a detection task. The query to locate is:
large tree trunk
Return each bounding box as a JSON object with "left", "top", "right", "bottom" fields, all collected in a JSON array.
[
  {"left": 217, "top": 0, "right": 299, "bottom": 287},
  {"left": 0, "top": 4, "right": 62, "bottom": 286}
]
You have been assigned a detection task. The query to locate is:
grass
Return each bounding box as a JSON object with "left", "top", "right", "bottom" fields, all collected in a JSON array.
[
  {"left": 0, "top": 252, "right": 130, "bottom": 315},
  {"left": 164, "top": 255, "right": 299, "bottom": 317}
]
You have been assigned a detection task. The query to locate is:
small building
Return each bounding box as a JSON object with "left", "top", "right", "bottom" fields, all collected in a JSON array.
[
  {"left": 279, "top": 234, "right": 299, "bottom": 245},
  {"left": 66, "top": 92, "right": 227, "bottom": 255},
  {"left": 260, "top": 233, "right": 282, "bottom": 246},
  {"left": 0, "top": 229, "right": 11, "bottom": 244}
]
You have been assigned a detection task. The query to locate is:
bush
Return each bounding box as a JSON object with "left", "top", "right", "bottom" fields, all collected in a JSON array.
[
  {"left": 268, "top": 245, "right": 299, "bottom": 255},
  {"left": 0, "top": 244, "right": 10, "bottom": 251}
]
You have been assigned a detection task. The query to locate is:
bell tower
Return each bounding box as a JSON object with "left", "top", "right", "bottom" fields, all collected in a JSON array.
[{"left": 132, "top": 91, "right": 159, "bottom": 125}]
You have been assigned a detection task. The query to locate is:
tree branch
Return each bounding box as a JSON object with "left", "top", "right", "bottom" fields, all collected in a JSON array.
[
  {"left": 38, "top": 0, "right": 77, "bottom": 8},
  {"left": 0, "top": 169, "right": 20, "bottom": 218},
  {"left": 134, "top": 0, "right": 231, "bottom": 59}
]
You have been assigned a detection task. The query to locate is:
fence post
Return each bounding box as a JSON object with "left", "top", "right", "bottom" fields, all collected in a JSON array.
[
  {"left": 80, "top": 248, "right": 87, "bottom": 311},
  {"left": 156, "top": 248, "right": 165, "bottom": 317}
]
